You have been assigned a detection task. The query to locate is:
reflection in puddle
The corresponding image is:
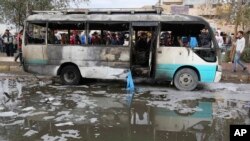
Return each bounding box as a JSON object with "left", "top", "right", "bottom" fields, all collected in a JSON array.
[{"left": 0, "top": 78, "right": 250, "bottom": 141}]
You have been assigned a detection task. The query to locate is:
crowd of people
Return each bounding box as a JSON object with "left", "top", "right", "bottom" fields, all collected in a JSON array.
[
  {"left": 160, "top": 27, "right": 211, "bottom": 48},
  {"left": 215, "top": 29, "right": 233, "bottom": 51},
  {"left": 203, "top": 28, "right": 247, "bottom": 72},
  {"left": 50, "top": 30, "right": 129, "bottom": 46},
  {"left": 0, "top": 29, "right": 23, "bottom": 65}
]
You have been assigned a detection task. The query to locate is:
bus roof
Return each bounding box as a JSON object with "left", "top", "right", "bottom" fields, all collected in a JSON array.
[{"left": 26, "top": 8, "right": 208, "bottom": 25}]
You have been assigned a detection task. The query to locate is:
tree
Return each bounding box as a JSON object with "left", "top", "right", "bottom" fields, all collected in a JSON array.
[
  {"left": 216, "top": 0, "right": 250, "bottom": 35},
  {"left": 0, "top": 0, "right": 89, "bottom": 28}
]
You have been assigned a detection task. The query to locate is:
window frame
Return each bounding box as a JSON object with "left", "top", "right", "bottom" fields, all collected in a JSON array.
[
  {"left": 25, "top": 21, "right": 47, "bottom": 45},
  {"left": 87, "top": 21, "right": 131, "bottom": 47},
  {"left": 47, "top": 21, "right": 87, "bottom": 46},
  {"left": 159, "top": 22, "right": 216, "bottom": 49}
]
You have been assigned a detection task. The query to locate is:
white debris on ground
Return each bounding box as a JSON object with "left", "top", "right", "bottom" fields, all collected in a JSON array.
[
  {"left": 41, "top": 129, "right": 81, "bottom": 141},
  {"left": 58, "top": 129, "right": 81, "bottom": 139},
  {"left": 41, "top": 134, "right": 65, "bottom": 141},
  {"left": 90, "top": 118, "right": 98, "bottom": 123},
  {"left": 193, "top": 124, "right": 204, "bottom": 130},
  {"left": 92, "top": 91, "right": 106, "bottom": 95},
  {"left": 72, "top": 91, "right": 87, "bottom": 94},
  {"left": 23, "top": 130, "right": 38, "bottom": 137},
  {"left": 55, "top": 111, "right": 73, "bottom": 122},
  {"left": 43, "top": 116, "right": 55, "bottom": 120},
  {"left": 0, "top": 120, "right": 24, "bottom": 127},
  {"left": 22, "top": 107, "right": 36, "bottom": 111},
  {"left": 94, "top": 133, "right": 100, "bottom": 138},
  {"left": 0, "top": 111, "right": 18, "bottom": 117},
  {"left": 66, "top": 93, "right": 97, "bottom": 108},
  {"left": 55, "top": 122, "right": 74, "bottom": 127}
]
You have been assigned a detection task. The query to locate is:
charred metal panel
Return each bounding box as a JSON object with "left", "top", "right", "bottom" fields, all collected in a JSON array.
[
  {"left": 23, "top": 44, "right": 47, "bottom": 64},
  {"left": 78, "top": 67, "right": 128, "bottom": 80},
  {"left": 24, "top": 64, "right": 58, "bottom": 76},
  {"left": 44, "top": 45, "right": 130, "bottom": 79},
  {"left": 27, "top": 14, "right": 206, "bottom": 24},
  {"left": 46, "top": 45, "right": 129, "bottom": 64}
]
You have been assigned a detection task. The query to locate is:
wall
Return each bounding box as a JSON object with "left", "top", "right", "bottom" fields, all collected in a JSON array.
[{"left": 184, "top": 0, "right": 219, "bottom": 5}]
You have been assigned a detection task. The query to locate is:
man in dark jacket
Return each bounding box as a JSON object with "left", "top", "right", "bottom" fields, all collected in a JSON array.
[
  {"left": 2, "top": 29, "right": 14, "bottom": 56},
  {"left": 199, "top": 28, "right": 211, "bottom": 48}
]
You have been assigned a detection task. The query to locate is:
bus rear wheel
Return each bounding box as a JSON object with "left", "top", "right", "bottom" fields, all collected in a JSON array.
[
  {"left": 60, "top": 65, "right": 81, "bottom": 85},
  {"left": 174, "top": 68, "right": 198, "bottom": 91}
]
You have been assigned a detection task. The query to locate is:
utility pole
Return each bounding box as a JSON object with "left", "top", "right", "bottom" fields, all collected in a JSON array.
[
  {"left": 156, "top": 0, "right": 163, "bottom": 14},
  {"left": 158, "top": 0, "right": 163, "bottom": 6}
]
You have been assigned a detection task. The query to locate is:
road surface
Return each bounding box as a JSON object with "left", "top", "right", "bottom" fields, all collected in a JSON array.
[{"left": 0, "top": 73, "right": 250, "bottom": 141}]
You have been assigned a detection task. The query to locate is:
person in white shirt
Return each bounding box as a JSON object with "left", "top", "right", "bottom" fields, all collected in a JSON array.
[
  {"left": 233, "top": 31, "right": 247, "bottom": 72},
  {"left": 215, "top": 31, "right": 223, "bottom": 48}
]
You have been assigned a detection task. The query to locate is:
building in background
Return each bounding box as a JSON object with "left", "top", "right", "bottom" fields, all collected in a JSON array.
[
  {"left": 161, "top": 0, "right": 219, "bottom": 16},
  {"left": 157, "top": 0, "right": 238, "bottom": 33}
]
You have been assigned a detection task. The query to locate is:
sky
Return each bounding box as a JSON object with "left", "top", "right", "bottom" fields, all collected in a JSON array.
[
  {"left": 72, "top": 0, "right": 158, "bottom": 8},
  {"left": 0, "top": 24, "right": 15, "bottom": 35}
]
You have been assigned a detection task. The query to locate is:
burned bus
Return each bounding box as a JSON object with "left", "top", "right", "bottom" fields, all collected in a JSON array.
[{"left": 23, "top": 8, "right": 221, "bottom": 91}]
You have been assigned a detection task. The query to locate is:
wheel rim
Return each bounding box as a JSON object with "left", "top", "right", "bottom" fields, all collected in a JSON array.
[
  {"left": 64, "top": 71, "right": 76, "bottom": 83},
  {"left": 179, "top": 73, "right": 194, "bottom": 87}
]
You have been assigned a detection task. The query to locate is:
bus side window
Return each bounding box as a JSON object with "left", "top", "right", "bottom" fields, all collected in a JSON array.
[
  {"left": 48, "top": 22, "right": 85, "bottom": 45},
  {"left": 160, "top": 23, "right": 211, "bottom": 48},
  {"left": 26, "top": 22, "right": 46, "bottom": 45},
  {"left": 88, "top": 22, "right": 130, "bottom": 47}
]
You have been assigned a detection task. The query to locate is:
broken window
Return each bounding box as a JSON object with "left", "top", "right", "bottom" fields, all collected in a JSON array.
[
  {"left": 88, "top": 22, "right": 130, "bottom": 46},
  {"left": 47, "top": 22, "right": 86, "bottom": 45},
  {"left": 160, "top": 23, "right": 213, "bottom": 48},
  {"left": 26, "top": 22, "right": 46, "bottom": 45}
]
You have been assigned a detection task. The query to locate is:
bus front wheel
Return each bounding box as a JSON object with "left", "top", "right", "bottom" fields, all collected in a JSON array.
[
  {"left": 174, "top": 68, "right": 198, "bottom": 91},
  {"left": 60, "top": 65, "right": 81, "bottom": 85}
]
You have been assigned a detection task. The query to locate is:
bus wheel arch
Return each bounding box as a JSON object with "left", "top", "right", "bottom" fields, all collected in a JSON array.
[
  {"left": 57, "top": 63, "right": 82, "bottom": 85},
  {"left": 173, "top": 66, "right": 200, "bottom": 91}
]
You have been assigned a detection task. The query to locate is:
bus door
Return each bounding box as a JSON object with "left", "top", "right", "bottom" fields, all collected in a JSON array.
[{"left": 131, "top": 22, "right": 158, "bottom": 78}]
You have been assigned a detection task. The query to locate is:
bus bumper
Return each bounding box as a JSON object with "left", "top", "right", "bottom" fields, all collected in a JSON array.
[{"left": 214, "top": 71, "right": 222, "bottom": 82}]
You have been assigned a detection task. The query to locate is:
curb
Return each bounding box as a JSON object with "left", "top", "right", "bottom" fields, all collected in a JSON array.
[
  {"left": 222, "top": 73, "right": 250, "bottom": 82},
  {"left": 0, "top": 64, "right": 23, "bottom": 72}
]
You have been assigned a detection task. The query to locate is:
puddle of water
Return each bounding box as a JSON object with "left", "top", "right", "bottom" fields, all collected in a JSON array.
[{"left": 1, "top": 78, "right": 250, "bottom": 141}]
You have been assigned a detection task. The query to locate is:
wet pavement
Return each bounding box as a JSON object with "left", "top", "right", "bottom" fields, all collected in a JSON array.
[{"left": 0, "top": 73, "right": 250, "bottom": 141}]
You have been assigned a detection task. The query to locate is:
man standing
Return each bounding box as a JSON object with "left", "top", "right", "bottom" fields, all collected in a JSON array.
[
  {"left": 215, "top": 31, "right": 223, "bottom": 49},
  {"left": 2, "top": 29, "right": 14, "bottom": 56},
  {"left": 14, "top": 29, "right": 23, "bottom": 65},
  {"left": 199, "top": 27, "right": 211, "bottom": 48},
  {"left": 233, "top": 31, "right": 247, "bottom": 72}
]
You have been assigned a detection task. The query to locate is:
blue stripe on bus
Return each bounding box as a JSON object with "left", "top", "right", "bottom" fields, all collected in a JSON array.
[
  {"left": 25, "top": 59, "right": 48, "bottom": 65},
  {"left": 156, "top": 64, "right": 216, "bottom": 82}
]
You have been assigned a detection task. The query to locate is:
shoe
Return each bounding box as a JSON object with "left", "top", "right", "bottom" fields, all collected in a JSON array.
[{"left": 243, "top": 67, "right": 247, "bottom": 71}]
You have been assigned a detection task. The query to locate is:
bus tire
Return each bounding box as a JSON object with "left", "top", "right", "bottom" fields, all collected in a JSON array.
[
  {"left": 60, "top": 65, "right": 81, "bottom": 85},
  {"left": 174, "top": 68, "right": 198, "bottom": 91}
]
